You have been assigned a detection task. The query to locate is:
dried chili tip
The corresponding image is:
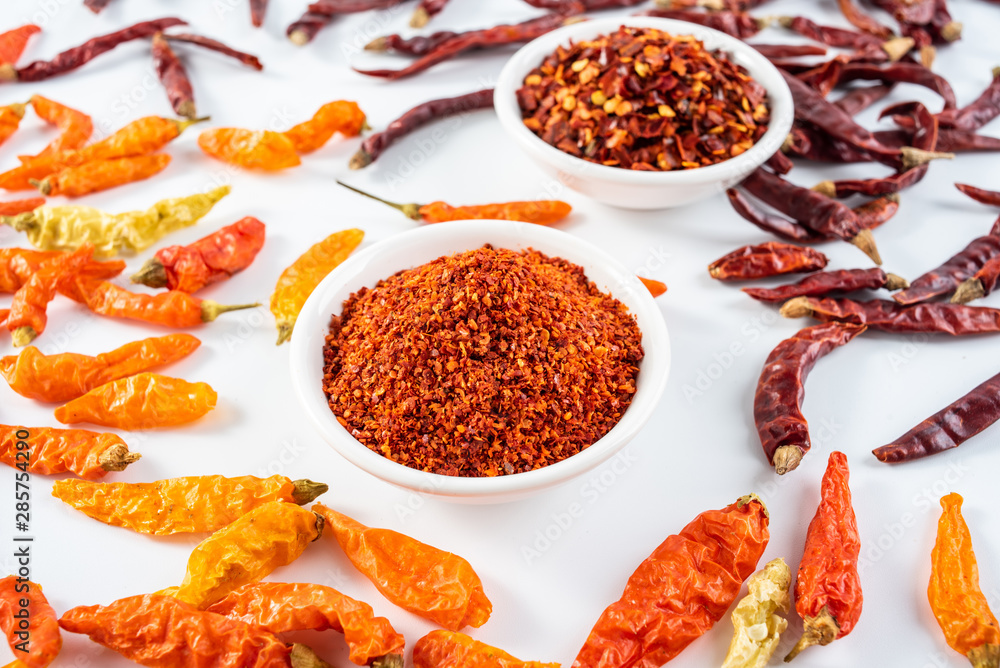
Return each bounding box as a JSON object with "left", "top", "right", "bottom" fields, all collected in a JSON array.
[
  {"left": 364, "top": 36, "right": 390, "bottom": 52},
  {"left": 885, "top": 273, "right": 909, "bottom": 290},
  {"left": 349, "top": 148, "right": 374, "bottom": 170},
  {"left": 900, "top": 146, "right": 955, "bottom": 169},
  {"left": 881, "top": 36, "right": 915, "bottom": 61},
  {"left": 98, "top": 442, "right": 142, "bottom": 472},
  {"left": 291, "top": 478, "right": 329, "bottom": 504},
  {"left": 201, "top": 300, "right": 260, "bottom": 322},
  {"left": 639, "top": 276, "right": 668, "bottom": 298},
  {"left": 850, "top": 228, "right": 882, "bottom": 265},
  {"left": 940, "top": 22, "right": 963, "bottom": 42},
  {"left": 784, "top": 605, "right": 839, "bottom": 662}
]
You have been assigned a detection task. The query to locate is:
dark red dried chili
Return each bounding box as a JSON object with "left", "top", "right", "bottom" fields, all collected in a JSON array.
[
  {"left": 874, "top": 129, "right": 1000, "bottom": 153},
  {"left": 837, "top": 0, "right": 895, "bottom": 40},
  {"left": 365, "top": 31, "right": 458, "bottom": 57},
  {"left": 956, "top": 183, "right": 1000, "bottom": 207},
  {"left": 84, "top": 0, "right": 113, "bottom": 13},
  {"left": 743, "top": 268, "right": 908, "bottom": 303},
  {"left": 287, "top": 11, "right": 334, "bottom": 45},
  {"left": 708, "top": 242, "right": 828, "bottom": 281},
  {"left": 753, "top": 44, "right": 828, "bottom": 60},
  {"left": 778, "top": 15, "right": 882, "bottom": 49},
  {"left": 939, "top": 68, "right": 1000, "bottom": 131},
  {"left": 165, "top": 34, "right": 263, "bottom": 70},
  {"left": 814, "top": 165, "right": 931, "bottom": 198},
  {"left": 308, "top": 0, "right": 408, "bottom": 13},
  {"left": 250, "top": 0, "right": 269, "bottom": 27},
  {"left": 765, "top": 148, "right": 795, "bottom": 176},
  {"left": 411, "top": 0, "right": 450, "bottom": 27},
  {"left": 726, "top": 189, "right": 816, "bottom": 242},
  {"left": 781, "top": 297, "right": 1000, "bottom": 335},
  {"left": 151, "top": 32, "right": 196, "bottom": 120},
  {"left": 641, "top": 9, "right": 767, "bottom": 39},
  {"left": 836, "top": 62, "right": 957, "bottom": 109},
  {"left": 853, "top": 194, "right": 901, "bottom": 231},
  {"left": 893, "top": 223, "right": 1000, "bottom": 305}
]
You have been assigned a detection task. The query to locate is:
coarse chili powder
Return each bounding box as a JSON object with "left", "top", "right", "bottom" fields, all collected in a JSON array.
[
  {"left": 321, "top": 246, "right": 644, "bottom": 477},
  {"left": 516, "top": 26, "right": 770, "bottom": 170}
]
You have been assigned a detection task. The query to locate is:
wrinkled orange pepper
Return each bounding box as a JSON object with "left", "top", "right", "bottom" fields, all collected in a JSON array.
[
  {"left": 30, "top": 95, "right": 93, "bottom": 157},
  {"left": 1, "top": 333, "right": 200, "bottom": 402},
  {"left": 0, "top": 25, "right": 41, "bottom": 66},
  {"left": 414, "top": 630, "right": 559, "bottom": 668},
  {"left": 0, "top": 577, "right": 61, "bottom": 668},
  {"left": 207, "top": 582, "right": 405, "bottom": 665},
  {"left": 314, "top": 503, "right": 492, "bottom": 631},
  {"left": 52, "top": 474, "right": 328, "bottom": 534},
  {"left": 0, "top": 424, "right": 139, "bottom": 479},
  {"left": 0, "top": 102, "right": 25, "bottom": 147},
  {"left": 198, "top": 128, "right": 301, "bottom": 170},
  {"left": 54, "top": 372, "right": 217, "bottom": 429},
  {"left": 283, "top": 100, "right": 366, "bottom": 153},
  {"left": 34, "top": 154, "right": 171, "bottom": 197},
  {"left": 0, "top": 248, "right": 123, "bottom": 294},
  {"left": 6, "top": 243, "right": 93, "bottom": 347}
]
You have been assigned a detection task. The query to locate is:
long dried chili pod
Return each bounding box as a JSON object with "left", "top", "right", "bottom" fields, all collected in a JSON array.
[
  {"left": 721, "top": 558, "right": 791, "bottom": 668},
  {"left": 172, "top": 501, "right": 324, "bottom": 609},
  {"left": 953, "top": 256, "right": 1000, "bottom": 304},
  {"left": 7, "top": 243, "right": 93, "bottom": 347},
  {"left": 0, "top": 577, "right": 61, "bottom": 668},
  {"left": 780, "top": 297, "right": 1000, "bottom": 335},
  {"left": 837, "top": 0, "right": 894, "bottom": 39},
  {"left": 836, "top": 62, "right": 956, "bottom": 109},
  {"left": 956, "top": 183, "right": 1000, "bottom": 207},
  {"left": 314, "top": 503, "right": 492, "bottom": 631},
  {"left": 754, "top": 323, "right": 866, "bottom": 474},
  {"left": 786, "top": 451, "right": 862, "bottom": 661},
  {"left": 152, "top": 32, "right": 196, "bottom": 119},
  {"left": 0, "top": 248, "right": 123, "bottom": 293},
  {"left": 54, "top": 373, "right": 218, "bottom": 430},
  {"left": 351, "top": 89, "right": 493, "bottom": 169},
  {"left": 778, "top": 16, "right": 882, "bottom": 49},
  {"left": 271, "top": 228, "right": 364, "bottom": 345},
  {"left": 287, "top": 11, "right": 335, "bottom": 46},
  {"left": 0, "top": 25, "right": 41, "bottom": 66},
  {"left": 207, "top": 582, "right": 405, "bottom": 666},
  {"left": 84, "top": 0, "right": 114, "bottom": 12},
  {"left": 414, "top": 630, "right": 556, "bottom": 668},
  {"left": 283, "top": 100, "right": 366, "bottom": 154},
  {"left": 928, "top": 493, "right": 1000, "bottom": 668},
  {"left": 33, "top": 154, "right": 172, "bottom": 198},
  {"left": 572, "top": 494, "right": 769, "bottom": 667},
  {"left": 0, "top": 425, "right": 139, "bottom": 479},
  {"left": 1, "top": 334, "right": 200, "bottom": 403},
  {"left": 873, "top": 371, "right": 1000, "bottom": 463},
  {"left": 834, "top": 84, "right": 895, "bottom": 116},
  {"left": 939, "top": 67, "right": 1000, "bottom": 131},
  {"left": 709, "top": 242, "right": 827, "bottom": 281},
  {"left": 893, "top": 225, "right": 1000, "bottom": 304},
  {"left": 52, "top": 474, "right": 328, "bottom": 534},
  {"left": 854, "top": 193, "right": 901, "bottom": 230},
  {"left": 364, "top": 30, "right": 459, "bottom": 56},
  {"left": 2, "top": 18, "right": 188, "bottom": 82},
  {"left": 131, "top": 216, "right": 266, "bottom": 292},
  {"left": 726, "top": 189, "right": 817, "bottom": 242},
  {"left": 30, "top": 95, "right": 92, "bottom": 156},
  {"left": 164, "top": 33, "right": 263, "bottom": 70},
  {"left": 743, "top": 268, "right": 908, "bottom": 303},
  {"left": 641, "top": 9, "right": 767, "bottom": 39}
]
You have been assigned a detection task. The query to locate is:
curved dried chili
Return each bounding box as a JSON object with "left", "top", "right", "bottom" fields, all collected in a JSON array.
[
  {"left": 743, "top": 268, "right": 907, "bottom": 303},
  {"left": 0, "top": 577, "right": 61, "bottom": 668},
  {"left": 782, "top": 296, "right": 1000, "bottom": 335},
  {"left": 893, "top": 229, "right": 1000, "bottom": 305},
  {"left": 709, "top": 242, "right": 828, "bottom": 281}
]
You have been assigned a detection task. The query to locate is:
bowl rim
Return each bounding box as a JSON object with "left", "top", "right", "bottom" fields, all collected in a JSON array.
[
  {"left": 289, "top": 220, "right": 671, "bottom": 499},
  {"left": 494, "top": 15, "right": 794, "bottom": 185}
]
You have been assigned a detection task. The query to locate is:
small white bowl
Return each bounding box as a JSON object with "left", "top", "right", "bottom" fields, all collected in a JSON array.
[
  {"left": 494, "top": 16, "right": 794, "bottom": 210},
  {"left": 290, "top": 220, "right": 670, "bottom": 503}
]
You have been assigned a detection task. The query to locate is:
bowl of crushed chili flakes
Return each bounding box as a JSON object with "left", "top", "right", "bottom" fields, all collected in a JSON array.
[
  {"left": 289, "top": 220, "right": 670, "bottom": 503},
  {"left": 495, "top": 17, "right": 793, "bottom": 210}
]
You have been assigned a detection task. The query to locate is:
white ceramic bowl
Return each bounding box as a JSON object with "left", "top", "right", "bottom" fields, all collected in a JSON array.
[
  {"left": 290, "top": 220, "right": 670, "bottom": 503},
  {"left": 495, "top": 16, "right": 794, "bottom": 210}
]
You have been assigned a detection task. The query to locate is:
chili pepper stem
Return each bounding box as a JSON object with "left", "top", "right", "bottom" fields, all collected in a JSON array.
[
  {"left": 349, "top": 149, "right": 374, "bottom": 170},
  {"left": 779, "top": 297, "right": 814, "bottom": 319},
  {"left": 311, "top": 511, "right": 325, "bottom": 539},
  {"left": 130, "top": 259, "right": 169, "bottom": 288},
  {"left": 881, "top": 36, "right": 914, "bottom": 62},
  {"left": 289, "top": 29, "right": 310, "bottom": 46},
  {"left": 850, "top": 229, "right": 882, "bottom": 265},
  {"left": 772, "top": 445, "right": 803, "bottom": 475},
  {"left": 276, "top": 323, "right": 294, "bottom": 346},
  {"left": 885, "top": 273, "right": 910, "bottom": 291},
  {"left": 29, "top": 178, "right": 52, "bottom": 196},
  {"left": 968, "top": 643, "right": 1000, "bottom": 668},
  {"left": 941, "top": 22, "right": 963, "bottom": 42},
  {"left": 921, "top": 46, "right": 936, "bottom": 69},
  {"left": 98, "top": 443, "right": 142, "bottom": 472},
  {"left": 336, "top": 180, "right": 422, "bottom": 220},
  {"left": 11, "top": 326, "right": 37, "bottom": 348},
  {"left": 952, "top": 279, "right": 986, "bottom": 305},
  {"left": 289, "top": 643, "right": 333, "bottom": 668},
  {"left": 410, "top": 6, "right": 430, "bottom": 28},
  {"left": 200, "top": 301, "right": 261, "bottom": 322},
  {"left": 0, "top": 64, "right": 15, "bottom": 82},
  {"left": 901, "top": 147, "right": 955, "bottom": 170},
  {"left": 174, "top": 115, "right": 211, "bottom": 133},
  {"left": 737, "top": 492, "right": 769, "bottom": 517},
  {"left": 371, "top": 655, "right": 404, "bottom": 668},
  {"left": 291, "top": 479, "right": 329, "bottom": 504},
  {"left": 1, "top": 212, "right": 36, "bottom": 232},
  {"left": 784, "top": 607, "right": 839, "bottom": 662},
  {"left": 812, "top": 181, "right": 837, "bottom": 198},
  {"left": 365, "top": 36, "right": 389, "bottom": 51}
]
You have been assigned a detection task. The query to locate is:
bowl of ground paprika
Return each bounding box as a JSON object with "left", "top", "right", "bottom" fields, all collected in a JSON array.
[
  {"left": 290, "top": 220, "right": 670, "bottom": 503},
  {"left": 495, "top": 17, "right": 793, "bottom": 210}
]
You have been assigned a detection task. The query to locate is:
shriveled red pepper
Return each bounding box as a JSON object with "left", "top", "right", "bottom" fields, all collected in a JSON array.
[
  {"left": 365, "top": 30, "right": 459, "bottom": 56},
  {"left": 953, "top": 255, "right": 1000, "bottom": 304},
  {"left": 837, "top": 0, "right": 894, "bottom": 40},
  {"left": 350, "top": 89, "right": 493, "bottom": 169},
  {"left": 956, "top": 183, "right": 1000, "bottom": 207},
  {"left": 54, "top": 372, "right": 217, "bottom": 430},
  {"left": 0, "top": 25, "right": 41, "bottom": 67},
  {"left": 30, "top": 95, "right": 93, "bottom": 157},
  {"left": 152, "top": 32, "right": 196, "bottom": 119},
  {"left": 287, "top": 11, "right": 335, "bottom": 45},
  {"left": 641, "top": 8, "right": 767, "bottom": 39},
  {"left": 781, "top": 296, "right": 1000, "bottom": 335},
  {"left": 709, "top": 241, "right": 828, "bottom": 281},
  {"left": 207, "top": 582, "right": 405, "bottom": 666},
  {"left": 131, "top": 216, "right": 265, "bottom": 292},
  {"left": 33, "top": 154, "right": 171, "bottom": 198},
  {"left": 165, "top": 33, "right": 263, "bottom": 70},
  {"left": 853, "top": 194, "right": 901, "bottom": 231},
  {"left": 84, "top": 0, "right": 114, "bottom": 13},
  {"left": 1, "top": 334, "right": 200, "bottom": 403},
  {"left": 836, "top": 61, "right": 956, "bottom": 109},
  {"left": 415, "top": 630, "right": 557, "bottom": 668},
  {"left": 314, "top": 503, "right": 492, "bottom": 631},
  {"left": 411, "top": 0, "right": 450, "bottom": 27},
  {"left": 778, "top": 15, "right": 882, "bottom": 49},
  {"left": 834, "top": 84, "right": 895, "bottom": 116},
  {"left": 0, "top": 577, "right": 61, "bottom": 668},
  {"left": 743, "top": 268, "right": 908, "bottom": 303},
  {"left": 572, "top": 494, "right": 769, "bottom": 667},
  {"left": 893, "top": 223, "right": 1000, "bottom": 304},
  {"left": 0, "top": 424, "right": 139, "bottom": 479},
  {"left": 0, "top": 248, "right": 123, "bottom": 294},
  {"left": 939, "top": 68, "right": 1000, "bottom": 131},
  {"left": 877, "top": 128, "right": 1000, "bottom": 153},
  {"left": 754, "top": 323, "right": 866, "bottom": 474},
  {"left": 283, "top": 101, "right": 366, "bottom": 154},
  {"left": 6, "top": 243, "right": 93, "bottom": 347},
  {"left": 786, "top": 451, "right": 862, "bottom": 661},
  {"left": 0, "top": 102, "right": 26, "bottom": 147},
  {"left": 726, "top": 189, "right": 816, "bottom": 242}
]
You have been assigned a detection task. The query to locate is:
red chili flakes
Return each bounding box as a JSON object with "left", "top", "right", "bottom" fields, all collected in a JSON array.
[
  {"left": 321, "top": 246, "right": 644, "bottom": 477},
  {"left": 516, "top": 26, "right": 770, "bottom": 171}
]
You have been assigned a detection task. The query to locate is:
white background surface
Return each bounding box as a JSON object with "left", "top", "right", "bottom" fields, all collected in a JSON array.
[{"left": 1, "top": 0, "right": 1000, "bottom": 666}]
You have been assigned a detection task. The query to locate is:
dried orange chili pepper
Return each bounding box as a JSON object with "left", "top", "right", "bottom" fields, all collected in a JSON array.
[
  {"left": 7, "top": 243, "right": 93, "bottom": 347},
  {"left": 171, "top": 501, "right": 323, "bottom": 609},
  {"left": 283, "top": 100, "right": 366, "bottom": 154},
  {"left": 63, "top": 276, "right": 258, "bottom": 327},
  {"left": 54, "top": 372, "right": 217, "bottom": 430},
  {"left": 0, "top": 309, "right": 8, "bottom": 328},
  {"left": 32, "top": 154, "right": 171, "bottom": 197},
  {"left": 0, "top": 25, "right": 41, "bottom": 66},
  {"left": 52, "top": 474, "right": 328, "bottom": 535},
  {"left": 0, "top": 577, "right": 61, "bottom": 668},
  {"left": 572, "top": 494, "right": 769, "bottom": 667},
  {"left": 198, "top": 128, "right": 301, "bottom": 170},
  {"left": 929, "top": 493, "right": 1000, "bottom": 668},
  {"left": 1, "top": 333, "right": 200, "bottom": 403},
  {"left": 0, "top": 425, "right": 139, "bottom": 479},
  {"left": 271, "top": 228, "right": 363, "bottom": 345},
  {"left": 29, "top": 95, "right": 93, "bottom": 157},
  {"left": 207, "top": 582, "right": 405, "bottom": 666},
  {"left": 337, "top": 181, "right": 572, "bottom": 226},
  {"left": 0, "top": 198, "right": 45, "bottom": 217},
  {"left": 0, "top": 102, "right": 26, "bottom": 147},
  {"left": 639, "top": 276, "right": 668, "bottom": 297},
  {"left": 786, "top": 451, "right": 862, "bottom": 661},
  {"left": 414, "top": 630, "right": 557, "bottom": 668},
  {"left": 0, "top": 248, "right": 123, "bottom": 293},
  {"left": 314, "top": 503, "right": 491, "bottom": 631}
]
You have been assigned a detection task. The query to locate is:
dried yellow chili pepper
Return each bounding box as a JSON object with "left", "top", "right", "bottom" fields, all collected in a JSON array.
[
  {"left": 171, "top": 501, "right": 323, "bottom": 609},
  {"left": 721, "top": 557, "right": 791, "bottom": 668},
  {"left": 51, "top": 475, "right": 329, "bottom": 535},
  {"left": 270, "top": 228, "right": 363, "bottom": 345},
  {"left": 0, "top": 185, "right": 230, "bottom": 257}
]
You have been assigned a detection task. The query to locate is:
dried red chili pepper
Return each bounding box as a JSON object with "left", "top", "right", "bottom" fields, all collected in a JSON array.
[
  {"left": 939, "top": 68, "right": 1000, "bottom": 131},
  {"left": 364, "top": 30, "right": 458, "bottom": 56},
  {"left": 765, "top": 147, "right": 795, "bottom": 175},
  {"left": 283, "top": 101, "right": 366, "bottom": 154},
  {"left": 1, "top": 425, "right": 139, "bottom": 479},
  {"left": 754, "top": 323, "right": 865, "bottom": 474},
  {"left": 781, "top": 296, "right": 1000, "bottom": 335},
  {"left": 873, "top": 0, "right": 934, "bottom": 24},
  {"left": 30, "top": 95, "right": 93, "bottom": 157},
  {"left": 7, "top": 244, "right": 92, "bottom": 347},
  {"left": 639, "top": 276, "right": 668, "bottom": 297},
  {"left": 1, "top": 334, "right": 200, "bottom": 403},
  {"left": 837, "top": 0, "right": 894, "bottom": 39},
  {"left": 207, "top": 582, "right": 405, "bottom": 666},
  {"left": 0, "top": 197, "right": 44, "bottom": 218},
  {"left": 741, "top": 168, "right": 882, "bottom": 263},
  {"left": 753, "top": 44, "right": 828, "bottom": 60},
  {"left": 0, "top": 102, "right": 25, "bottom": 147},
  {"left": 726, "top": 189, "right": 816, "bottom": 242},
  {"left": 250, "top": 0, "right": 269, "bottom": 27},
  {"left": 709, "top": 242, "right": 828, "bottom": 282},
  {"left": 411, "top": 0, "right": 450, "bottom": 27},
  {"left": 786, "top": 451, "right": 862, "bottom": 661},
  {"left": 165, "top": 33, "right": 263, "bottom": 70},
  {"left": 572, "top": 494, "right": 770, "bottom": 667},
  {"left": 778, "top": 15, "right": 882, "bottom": 49},
  {"left": 814, "top": 165, "right": 931, "bottom": 198},
  {"left": 953, "top": 255, "right": 1000, "bottom": 304},
  {"left": 892, "top": 223, "right": 1000, "bottom": 304},
  {"left": 0, "top": 577, "right": 61, "bottom": 668},
  {"left": 837, "top": 61, "right": 957, "bottom": 109},
  {"left": 351, "top": 89, "right": 493, "bottom": 169},
  {"left": 956, "top": 183, "right": 1000, "bottom": 207},
  {"left": 743, "top": 268, "right": 908, "bottom": 303},
  {"left": 3, "top": 18, "right": 187, "bottom": 82},
  {"left": 0, "top": 25, "right": 41, "bottom": 66},
  {"left": 131, "top": 217, "right": 265, "bottom": 293},
  {"left": 287, "top": 11, "right": 335, "bottom": 45},
  {"left": 0, "top": 248, "right": 123, "bottom": 294},
  {"left": 308, "top": 0, "right": 409, "bottom": 13},
  {"left": 641, "top": 9, "right": 767, "bottom": 39},
  {"left": 33, "top": 154, "right": 172, "bottom": 198},
  {"left": 852, "top": 196, "right": 900, "bottom": 235},
  {"left": 876, "top": 128, "right": 1000, "bottom": 153},
  {"left": 152, "top": 32, "right": 196, "bottom": 119},
  {"left": 835, "top": 84, "right": 895, "bottom": 116},
  {"left": 656, "top": 0, "right": 770, "bottom": 9},
  {"left": 337, "top": 181, "right": 571, "bottom": 226},
  {"left": 526, "top": 0, "right": 647, "bottom": 9},
  {"left": 84, "top": 0, "right": 114, "bottom": 11},
  {"left": 796, "top": 55, "right": 849, "bottom": 98},
  {"left": 414, "top": 630, "right": 556, "bottom": 668}
]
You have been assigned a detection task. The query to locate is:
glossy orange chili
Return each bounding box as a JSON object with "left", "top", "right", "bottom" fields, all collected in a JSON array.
[
  {"left": 0, "top": 25, "right": 41, "bottom": 66},
  {"left": 283, "top": 100, "right": 366, "bottom": 153},
  {"left": 0, "top": 102, "right": 25, "bottom": 147},
  {"left": 414, "top": 630, "right": 557, "bottom": 668},
  {"left": 33, "top": 154, "right": 171, "bottom": 197},
  {"left": 7, "top": 244, "right": 93, "bottom": 347},
  {"left": 30, "top": 95, "right": 93, "bottom": 157},
  {"left": 0, "top": 248, "right": 123, "bottom": 294},
  {"left": 0, "top": 425, "right": 139, "bottom": 479},
  {"left": 0, "top": 577, "right": 61, "bottom": 668}
]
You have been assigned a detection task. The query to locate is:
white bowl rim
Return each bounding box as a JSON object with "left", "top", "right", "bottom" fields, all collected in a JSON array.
[
  {"left": 494, "top": 15, "right": 793, "bottom": 186},
  {"left": 289, "top": 220, "right": 671, "bottom": 499}
]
